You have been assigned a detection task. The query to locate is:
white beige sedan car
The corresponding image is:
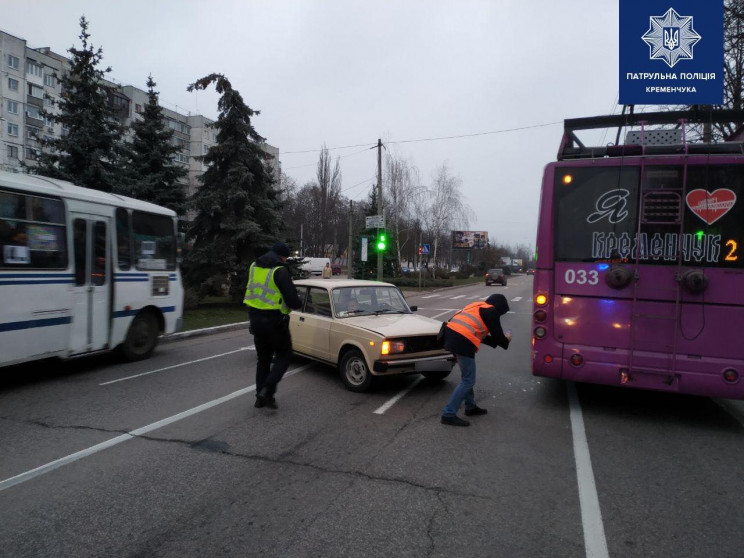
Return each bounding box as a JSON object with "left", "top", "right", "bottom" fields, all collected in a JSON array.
[{"left": 290, "top": 279, "right": 455, "bottom": 391}]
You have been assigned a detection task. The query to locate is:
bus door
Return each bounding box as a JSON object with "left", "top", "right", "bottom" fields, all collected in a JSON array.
[{"left": 69, "top": 215, "right": 111, "bottom": 355}]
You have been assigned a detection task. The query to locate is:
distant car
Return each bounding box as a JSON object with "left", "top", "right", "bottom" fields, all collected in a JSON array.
[
  {"left": 526, "top": 269, "right": 535, "bottom": 276},
  {"left": 485, "top": 268, "right": 507, "bottom": 286},
  {"left": 290, "top": 279, "right": 455, "bottom": 391},
  {"left": 331, "top": 263, "right": 342, "bottom": 275}
]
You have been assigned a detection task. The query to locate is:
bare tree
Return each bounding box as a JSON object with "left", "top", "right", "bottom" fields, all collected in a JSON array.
[
  {"left": 316, "top": 145, "right": 342, "bottom": 255},
  {"left": 384, "top": 152, "right": 421, "bottom": 265},
  {"left": 426, "top": 164, "right": 474, "bottom": 276},
  {"left": 720, "top": 0, "right": 744, "bottom": 139}
]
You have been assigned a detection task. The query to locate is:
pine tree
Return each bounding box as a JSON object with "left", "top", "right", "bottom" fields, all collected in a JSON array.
[
  {"left": 32, "top": 16, "right": 124, "bottom": 192},
  {"left": 124, "top": 75, "right": 187, "bottom": 214},
  {"left": 183, "top": 74, "right": 282, "bottom": 301}
]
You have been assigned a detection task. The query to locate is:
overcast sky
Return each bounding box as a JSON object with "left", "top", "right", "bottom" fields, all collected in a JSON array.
[{"left": 3, "top": 0, "right": 620, "bottom": 249}]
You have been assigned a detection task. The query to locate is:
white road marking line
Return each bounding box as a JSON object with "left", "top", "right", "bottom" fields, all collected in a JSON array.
[
  {"left": 467, "top": 295, "right": 480, "bottom": 299},
  {"left": 431, "top": 310, "right": 453, "bottom": 319},
  {"left": 421, "top": 294, "right": 440, "bottom": 299},
  {"left": 1, "top": 363, "right": 315, "bottom": 492},
  {"left": 450, "top": 295, "right": 466, "bottom": 300},
  {"left": 373, "top": 376, "right": 424, "bottom": 415},
  {"left": 511, "top": 296, "right": 523, "bottom": 302},
  {"left": 100, "top": 347, "right": 251, "bottom": 386},
  {"left": 567, "top": 382, "right": 609, "bottom": 558}
]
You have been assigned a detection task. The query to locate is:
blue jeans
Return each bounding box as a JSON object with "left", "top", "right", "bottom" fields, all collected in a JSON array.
[{"left": 442, "top": 355, "right": 477, "bottom": 416}]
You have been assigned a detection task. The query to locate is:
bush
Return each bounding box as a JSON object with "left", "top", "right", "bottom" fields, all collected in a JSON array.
[
  {"left": 456, "top": 264, "right": 475, "bottom": 279},
  {"left": 387, "top": 276, "right": 453, "bottom": 288},
  {"left": 183, "top": 287, "right": 201, "bottom": 310}
]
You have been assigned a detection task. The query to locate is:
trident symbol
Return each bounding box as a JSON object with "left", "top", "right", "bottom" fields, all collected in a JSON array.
[{"left": 664, "top": 28, "right": 679, "bottom": 50}]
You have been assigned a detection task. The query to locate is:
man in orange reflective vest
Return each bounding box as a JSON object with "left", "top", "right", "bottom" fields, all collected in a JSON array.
[{"left": 441, "top": 294, "right": 511, "bottom": 427}]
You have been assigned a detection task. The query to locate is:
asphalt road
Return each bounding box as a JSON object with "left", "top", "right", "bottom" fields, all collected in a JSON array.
[{"left": 1, "top": 275, "right": 743, "bottom": 557}]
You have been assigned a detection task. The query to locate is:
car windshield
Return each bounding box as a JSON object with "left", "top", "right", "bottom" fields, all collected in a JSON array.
[
  {"left": 489, "top": 269, "right": 502, "bottom": 275},
  {"left": 332, "top": 286, "right": 410, "bottom": 317}
]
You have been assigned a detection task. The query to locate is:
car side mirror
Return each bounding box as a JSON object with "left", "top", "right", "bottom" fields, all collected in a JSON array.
[{"left": 409, "top": 305, "right": 418, "bottom": 312}]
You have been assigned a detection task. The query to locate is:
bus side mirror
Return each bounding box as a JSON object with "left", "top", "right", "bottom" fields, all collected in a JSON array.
[{"left": 409, "top": 305, "right": 418, "bottom": 312}]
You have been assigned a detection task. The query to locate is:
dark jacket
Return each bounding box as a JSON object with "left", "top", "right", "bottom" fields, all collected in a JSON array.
[
  {"left": 248, "top": 250, "right": 303, "bottom": 318},
  {"left": 444, "top": 294, "right": 510, "bottom": 358}
]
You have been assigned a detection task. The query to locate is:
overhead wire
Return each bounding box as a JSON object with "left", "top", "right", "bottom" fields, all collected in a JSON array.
[{"left": 280, "top": 120, "right": 563, "bottom": 157}]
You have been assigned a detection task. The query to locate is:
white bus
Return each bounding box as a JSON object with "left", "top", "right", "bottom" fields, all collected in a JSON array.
[{"left": 0, "top": 171, "right": 184, "bottom": 367}]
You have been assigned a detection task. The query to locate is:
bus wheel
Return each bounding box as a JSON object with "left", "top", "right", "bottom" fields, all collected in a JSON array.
[
  {"left": 121, "top": 311, "right": 159, "bottom": 361},
  {"left": 340, "top": 349, "right": 374, "bottom": 392}
]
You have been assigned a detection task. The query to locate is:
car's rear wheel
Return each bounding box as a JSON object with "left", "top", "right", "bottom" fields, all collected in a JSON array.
[
  {"left": 339, "top": 349, "right": 374, "bottom": 392},
  {"left": 422, "top": 370, "right": 451, "bottom": 382}
]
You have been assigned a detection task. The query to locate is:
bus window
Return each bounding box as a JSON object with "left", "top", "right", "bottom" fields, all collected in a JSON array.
[
  {"left": 92, "top": 221, "right": 107, "bottom": 286},
  {"left": 0, "top": 189, "right": 67, "bottom": 269},
  {"left": 115, "top": 208, "right": 131, "bottom": 270},
  {"left": 132, "top": 211, "right": 176, "bottom": 271}
]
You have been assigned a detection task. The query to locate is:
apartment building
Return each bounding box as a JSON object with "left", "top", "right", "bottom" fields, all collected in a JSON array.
[{"left": 0, "top": 28, "right": 280, "bottom": 202}]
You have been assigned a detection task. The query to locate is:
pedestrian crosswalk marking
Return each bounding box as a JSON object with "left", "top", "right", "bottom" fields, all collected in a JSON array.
[
  {"left": 511, "top": 296, "right": 523, "bottom": 302},
  {"left": 450, "top": 295, "right": 466, "bottom": 299}
]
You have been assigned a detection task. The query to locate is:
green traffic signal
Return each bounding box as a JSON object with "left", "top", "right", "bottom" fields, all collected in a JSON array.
[{"left": 377, "top": 232, "right": 387, "bottom": 251}]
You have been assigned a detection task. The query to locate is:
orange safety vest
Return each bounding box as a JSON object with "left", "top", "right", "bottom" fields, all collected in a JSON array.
[{"left": 446, "top": 301, "right": 491, "bottom": 349}]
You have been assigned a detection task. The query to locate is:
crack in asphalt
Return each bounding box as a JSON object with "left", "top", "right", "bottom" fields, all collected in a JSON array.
[
  {"left": 0, "top": 416, "right": 129, "bottom": 436},
  {"left": 134, "top": 432, "right": 486, "bottom": 500}
]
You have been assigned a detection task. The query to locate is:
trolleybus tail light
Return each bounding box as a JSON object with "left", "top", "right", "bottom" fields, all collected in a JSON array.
[
  {"left": 533, "top": 326, "right": 546, "bottom": 339},
  {"left": 534, "top": 309, "right": 547, "bottom": 322},
  {"left": 723, "top": 368, "right": 739, "bottom": 383},
  {"left": 569, "top": 354, "right": 584, "bottom": 367},
  {"left": 544, "top": 355, "right": 553, "bottom": 364},
  {"left": 535, "top": 294, "right": 547, "bottom": 306}
]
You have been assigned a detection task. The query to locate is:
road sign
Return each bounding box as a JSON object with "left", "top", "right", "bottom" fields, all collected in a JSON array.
[
  {"left": 365, "top": 215, "right": 385, "bottom": 229},
  {"left": 420, "top": 243, "right": 430, "bottom": 255},
  {"left": 361, "top": 237, "right": 368, "bottom": 262}
]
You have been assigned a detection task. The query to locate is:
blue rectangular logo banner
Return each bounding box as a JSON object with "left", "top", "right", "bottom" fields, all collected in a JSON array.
[{"left": 619, "top": 0, "right": 723, "bottom": 105}]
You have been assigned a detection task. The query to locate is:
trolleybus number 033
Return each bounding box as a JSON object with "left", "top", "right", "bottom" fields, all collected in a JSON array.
[{"left": 563, "top": 268, "right": 599, "bottom": 285}]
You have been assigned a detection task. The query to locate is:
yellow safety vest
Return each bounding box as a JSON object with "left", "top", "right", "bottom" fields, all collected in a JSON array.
[{"left": 243, "top": 263, "right": 290, "bottom": 314}]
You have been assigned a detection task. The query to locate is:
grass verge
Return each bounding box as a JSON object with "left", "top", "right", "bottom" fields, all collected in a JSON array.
[{"left": 182, "top": 297, "right": 246, "bottom": 332}]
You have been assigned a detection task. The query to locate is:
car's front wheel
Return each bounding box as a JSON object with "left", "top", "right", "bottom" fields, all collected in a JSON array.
[
  {"left": 422, "top": 370, "right": 451, "bottom": 382},
  {"left": 339, "top": 349, "right": 374, "bottom": 392}
]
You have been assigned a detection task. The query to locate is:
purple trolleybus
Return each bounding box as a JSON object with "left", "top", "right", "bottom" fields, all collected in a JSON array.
[{"left": 532, "top": 109, "right": 744, "bottom": 399}]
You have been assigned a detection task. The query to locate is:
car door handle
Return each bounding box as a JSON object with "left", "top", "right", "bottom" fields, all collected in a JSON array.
[{"left": 299, "top": 317, "right": 305, "bottom": 322}]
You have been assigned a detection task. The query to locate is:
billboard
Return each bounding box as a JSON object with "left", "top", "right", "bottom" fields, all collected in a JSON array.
[{"left": 452, "top": 230, "right": 488, "bottom": 249}]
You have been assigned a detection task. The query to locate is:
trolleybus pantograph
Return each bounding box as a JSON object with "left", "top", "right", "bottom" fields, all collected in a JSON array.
[
  {"left": 0, "top": 171, "right": 184, "bottom": 367},
  {"left": 532, "top": 109, "right": 744, "bottom": 399}
]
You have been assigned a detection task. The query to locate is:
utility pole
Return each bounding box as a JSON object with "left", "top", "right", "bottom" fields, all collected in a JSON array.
[
  {"left": 348, "top": 200, "right": 353, "bottom": 279},
  {"left": 377, "top": 138, "right": 383, "bottom": 281}
]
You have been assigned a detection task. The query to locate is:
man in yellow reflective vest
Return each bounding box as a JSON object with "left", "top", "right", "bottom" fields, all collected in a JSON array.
[
  {"left": 243, "top": 242, "right": 303, "bottom": 409},
  {"left": 441, "top": 294, "right": 511, "bottom": 427}
]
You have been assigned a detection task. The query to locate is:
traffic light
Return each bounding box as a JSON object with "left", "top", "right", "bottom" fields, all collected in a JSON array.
[{"left": 376, "top": 231, "right": 387, "bottom": 252}]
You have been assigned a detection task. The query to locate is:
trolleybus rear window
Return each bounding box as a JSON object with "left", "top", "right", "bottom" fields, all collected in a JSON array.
[{"left": 554, "top": 165, "right": 744, "bottom": 268}]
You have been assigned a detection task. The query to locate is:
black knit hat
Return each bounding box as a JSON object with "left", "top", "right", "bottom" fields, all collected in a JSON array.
[{"left": 271, "top": 242, "right": 291, "bottom": 257}]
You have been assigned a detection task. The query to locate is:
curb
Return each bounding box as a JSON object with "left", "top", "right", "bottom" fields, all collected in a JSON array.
[{"left": 160, "top": 321, "right": 249, "bottom": 344}]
